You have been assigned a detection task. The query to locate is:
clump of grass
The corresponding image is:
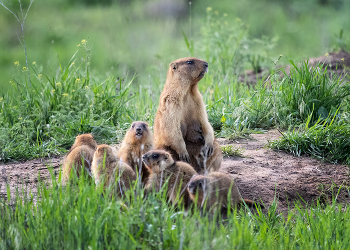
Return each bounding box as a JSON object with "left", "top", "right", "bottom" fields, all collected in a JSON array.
[
  {"left": 276, "top": 60, "right": 350, "bottom": 126},
  {"left": 221, "top": 145, "right": 244, "bottom": 158},
  {"left": 0, "top": 41, "right": 135, "bottom": 161},
  {"left": 269, "top": 113, "right": 350, "bottom": 165}
]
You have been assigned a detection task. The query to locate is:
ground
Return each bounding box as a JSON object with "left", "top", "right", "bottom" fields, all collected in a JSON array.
[
  {"left": 218, "top": 130, "right": 349, "bottom": 213},
  {"left": 1, "top": 130, "right": 348, "bottom": 214}
]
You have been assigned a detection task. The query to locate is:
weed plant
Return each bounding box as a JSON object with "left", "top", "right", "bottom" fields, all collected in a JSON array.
[
  {"left": 221, "top": 145, "right": 244, "bottom": 158},
  {"left": 1, "top": 168, "right": 350, "bottom": 249}
]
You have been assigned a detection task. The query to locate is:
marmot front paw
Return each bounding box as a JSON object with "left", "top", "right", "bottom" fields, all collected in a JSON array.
[{"left": 179, "top": 151, "right": 190, "bottom": 163}]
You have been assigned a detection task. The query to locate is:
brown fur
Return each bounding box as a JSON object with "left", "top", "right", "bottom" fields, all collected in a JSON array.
[
  {"left": 142, "top": 150, "right": 197, "bottom": 209},
  {"left": 62, "top": 134, "right": 97, "bottom": 182},
  {"left": 91, "top": 144, "right": 136, "bottom": 196},
  {"left": 187, "top": 172, "right": 256, "bottom": 212},
  {"left": 154, "top": 57, "right": 222, "bottom": 174},
  {"left": 117, "top": 121, "right": 153, "bottom": 184}
]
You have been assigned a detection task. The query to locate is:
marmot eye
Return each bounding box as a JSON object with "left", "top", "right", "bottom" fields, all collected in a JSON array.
[
  {"left": 198, "top": 182, "right": 202, "bottom": 187},
  {"left": 132, "top": 124, "right": 135, "bottom": 128},
  {"left": 187, "top": 61, "right": 193, "bottom": 64},
  {"left": 142, "top": 124, "right": 146, "bottom": 129},
  {"left": 152, "top": 154, "right": 159, "bottom": 159}
]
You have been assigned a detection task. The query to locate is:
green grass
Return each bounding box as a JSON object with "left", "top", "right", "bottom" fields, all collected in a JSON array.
[
  {"left": 269, "top": 113, "right": 350, "bottom": 165},
  {"left": 0, "top": 41, "right": 137, "bottom": 161},
  {"left": 1, "top": 169, "right": 350, "bottom": 249},
  {"left": 221, "top": 145, "right": 245, "bottom": 158}
]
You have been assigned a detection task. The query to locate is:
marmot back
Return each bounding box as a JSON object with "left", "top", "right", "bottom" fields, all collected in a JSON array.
[
  {"left": 62, "top": 133, "right": 97, "bottom": 182},
  {"left": 92, "top": 144, "right": 136, "bottom": 196},
  {"left": 154, "top": 57, "right": 222, "bottom": 174},
  {"left": 143, "top": 149, "right": 197, "bottom": 209},
  {"left": 187, "top": 172, "right": 246, "bottom": 212},
  {"left": 117, "top": 121, "right": 153, "bottom": 184}
]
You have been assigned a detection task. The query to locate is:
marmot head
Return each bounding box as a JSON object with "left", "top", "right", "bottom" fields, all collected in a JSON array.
[
  {"left": 71, "top": 133, "right": 97, "bottom": 151},
  {"left": 142, "top": 150, "right": 174, "bottom": 173},
  {"left": 94, "top": 144, "right": 119, "bottom": 164},
  {"left": 125, "top": 121, "right": 152, "bottom": 143},
  {"left": 168, "top": 57, "right": 209, "bottom": 85},
  {"left": 187, "top": 174, "right": 209, "bottom": 204}
]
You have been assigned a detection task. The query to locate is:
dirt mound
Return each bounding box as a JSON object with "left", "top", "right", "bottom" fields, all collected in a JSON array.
[
  {"left": 218, "top": 130, "right": 349, "bottom": 213},
  {"left": 240, "top": 50, "right": 350, "bottom": 85},
  {"left": 1, "top": 130, "right": 349, "bottom": 213}
]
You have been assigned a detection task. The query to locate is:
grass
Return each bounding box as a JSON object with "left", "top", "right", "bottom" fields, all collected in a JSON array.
[
  {"left": 269, "top": 113, "right": 350, "bottom": 165},
  {"left": 221, "top": 145, "right": 245, "bottom": 158},
  {"left": 1, "top": 0, "right": 350, "bottom": 92},
  {"left": 1, "top": 170, "right": 350, "bottom": 249},
  {"left": 0, "top": 41, "right": 136, "bottom": 161}
]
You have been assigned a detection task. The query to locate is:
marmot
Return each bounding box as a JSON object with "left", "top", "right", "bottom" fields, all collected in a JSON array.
[
  {"left": 142, "top": 149, "right": 197, "bottom": 209},
  {"left": 154, "top": 57, "right": 222, "bottom": 174},
  {"left": 62, "top": 133, "right": 97, "bottom": 181},
  {"left": 187, "top": 172, "right": 256, "bottom": 212},
  {"left": 117, "top": 121, "right": 153, "bottom": 184},
  {"left": 91, "top": 144, "right": 136, "bottom": 196}
]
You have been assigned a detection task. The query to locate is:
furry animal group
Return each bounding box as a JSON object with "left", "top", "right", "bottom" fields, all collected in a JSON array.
[{"left": 61, "top": 57, "right": 258, "bottom": 213}]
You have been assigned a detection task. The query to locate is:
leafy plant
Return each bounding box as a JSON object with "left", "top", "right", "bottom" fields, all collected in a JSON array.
[{"left": 221, "top": 145, "right": 244, "bottom": 157}]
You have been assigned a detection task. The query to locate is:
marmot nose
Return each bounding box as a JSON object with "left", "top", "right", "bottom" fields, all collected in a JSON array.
[
  {"left": 204, "top": 62, "right": 208, "bottom": 68},
  {"left": 136, "top": 128, "right": 142, "bottom": 132}
]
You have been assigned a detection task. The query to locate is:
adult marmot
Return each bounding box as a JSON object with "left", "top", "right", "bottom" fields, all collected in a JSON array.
[
  {"left": 187, "top": 172, "right": 256, "bottom": 212},
  {"left": 142, "top": 149, "right": 197, "bottom": 209},
  {"left": 91, "top": 144, "right": 136, "bottom": 196},
  {"left": 117, "top": 121, "right": 153, "bottom": 184},
  {"left": 154, "top": 57, "right": 222, "bottom": 174},
  {"left": 62, "top": 133, "right": 97, "bottom": 181}
]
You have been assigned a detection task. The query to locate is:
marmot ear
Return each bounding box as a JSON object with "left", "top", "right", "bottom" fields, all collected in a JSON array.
[{"left": 170, "top": 62, "right": 177, "bottom": 70}]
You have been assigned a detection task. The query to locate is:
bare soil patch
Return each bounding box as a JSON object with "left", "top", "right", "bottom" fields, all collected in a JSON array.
[
  {"left": 1, "top": 130, "right": 349, "bottom": 214},
  {"left": 218, "top": 130, "right": 350, "bottom": 213}
]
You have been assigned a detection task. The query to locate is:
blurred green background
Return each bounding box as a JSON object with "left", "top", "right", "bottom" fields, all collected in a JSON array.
[{"left": 0, "top": 0, "right": 349, "bottom": 93}]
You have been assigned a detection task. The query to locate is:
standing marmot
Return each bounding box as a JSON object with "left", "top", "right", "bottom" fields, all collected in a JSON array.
[
  {"left": 91, "top": 144, "right": 136, "bottom": 196},
  {"left": 117, "top": 121, "right": 153, "bottom": 184},
  {"left": 187, "top": 172, "right": 255, "bottom": 212},
  {"left": 142, "top": 149, "right": 197, "bottom": 209},
  {"left": 154, "top": 57, "right": 222, "bottom": 174},
  {"left": 62, "top": 133, "right": 97, "bottom": 182}
]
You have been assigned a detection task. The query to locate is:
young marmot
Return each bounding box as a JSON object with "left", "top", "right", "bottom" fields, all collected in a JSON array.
[
  {"left": 91, "top": 144, "right": 136, "bottom": 196},
  {"left": 154, "top": 57, "right": 222, "bottom": 174},
  {"left": 187, "top": 172, "right": 255, "bottom": 212},
  {"left": 62, "top": 133, "right": 97, "bottom": 182},
  {"left": 142, "top": 149, "right": 197, "bottom": 209},
  {"left": 117, "top": 121, "right": 153, "bottom": 184}
]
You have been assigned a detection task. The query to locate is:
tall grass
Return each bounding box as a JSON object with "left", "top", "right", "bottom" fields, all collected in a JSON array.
[
  {"left": 269, "top": 112, "right": 350, "bottom": 165},
  {"left": 0, "top": 41, "right": 135, "bottom": 161},
  {"left": 1, "top": 170, "right": 350, "bottom": 249}
]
